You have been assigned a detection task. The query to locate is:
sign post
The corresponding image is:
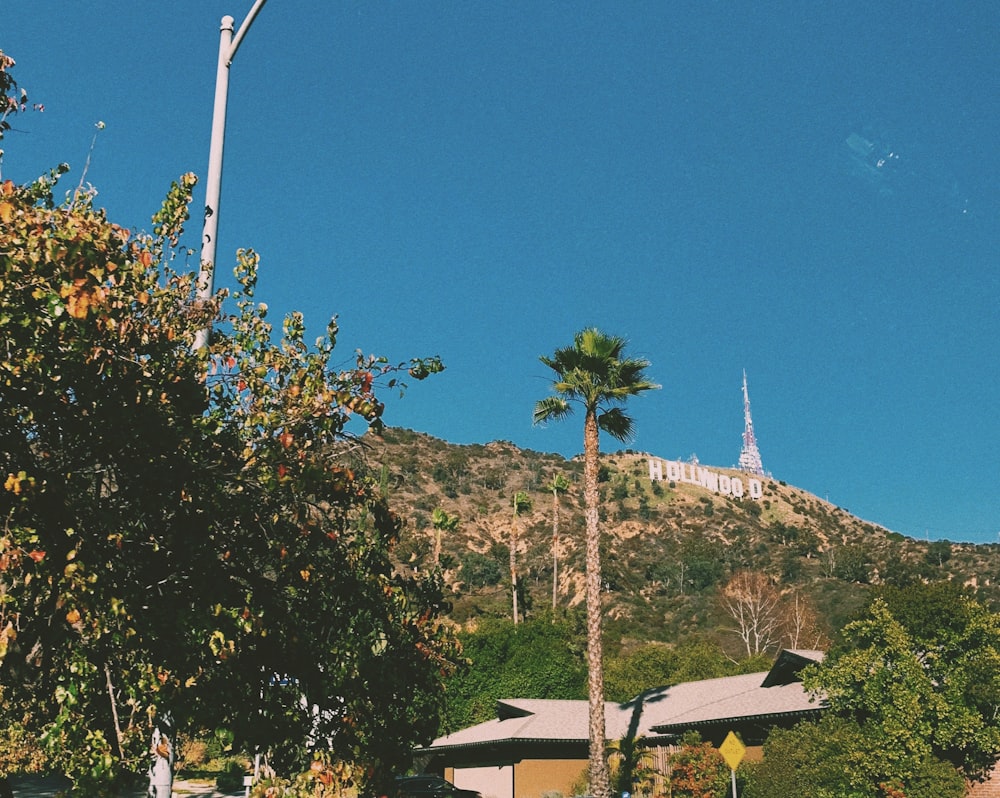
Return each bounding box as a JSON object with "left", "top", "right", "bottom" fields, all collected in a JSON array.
[{"left": 719, "top": 731, "right": 746, "bottom": 798}]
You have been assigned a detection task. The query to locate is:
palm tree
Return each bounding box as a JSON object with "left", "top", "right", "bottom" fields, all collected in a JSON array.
[
  {"left": 534, "top": 328, "right": 658, "bottom": 798},
  {"left": 431, "top": 507, "right": 459, "bottom": 567},
  {"left": 510, "top": 491, "right": 532, "bottom": 624},
  {"left": 546, "top": 474, "right": 571, "bottom": 611}
]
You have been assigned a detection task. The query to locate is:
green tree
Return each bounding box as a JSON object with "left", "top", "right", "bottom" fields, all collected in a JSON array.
[
  {"left": 439, "top": 617, "right": 586, "bottom": 734},
  {"left": 669, "top": 638, "right": 740, "bottom": 683},
  {"left": 801, "top": 594, "right": 1000, "bottom": 789},
  {"left": 604, "top": 639, "right": 768, "bottom": 703},
  {"left": 924, "top": 539, "right": 952, "bottom": 569},
  {"left": 0, "top": 168, "right": 455, "bottom": 794},
  {"left": 744, "top": 715, "right": 965, "bottom": 798},
  {"left": 804, "top": 601, "right": 946, "bottom": 770},
  {"left": 876, "top": 582, "right": 1000, "bottom": 776},
  {"left": 604, "top": 644, "right": 679, "bottom": 703},
  {"left": 677, "top": 536, "right": 726, "bottom": 594},
  {"left": 546, "top": 474, "right": 571, "bottom": 611},
  {"left": 457, "top": 550, "right": 503, "bottom": 589},
  {"left": 534, "top": 328, "right": 658, "bottom": 798},
  {"left": 831, "top": 543, "right": 871, "bottom": 583}
]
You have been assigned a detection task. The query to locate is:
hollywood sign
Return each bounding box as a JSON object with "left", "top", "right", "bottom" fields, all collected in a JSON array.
[{"left": 647, "top": 458, "right": 763, "bottom": 500}]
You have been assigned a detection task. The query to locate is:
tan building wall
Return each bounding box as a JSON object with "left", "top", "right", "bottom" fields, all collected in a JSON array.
[
  {"left": 446, "top": 764, "right": 515, "bottom": 798},
  {"left": 514, "top": 758, "right": 587, "bottom": 798},
  {"left": 967, "top": 761, "right": 1000, "bottom": 798},
  {"left": 442, "top": 742, "right": 766, "bottom": 798},
  {"left": 447, "top": 759, "right": 587, "bottom": 798}
]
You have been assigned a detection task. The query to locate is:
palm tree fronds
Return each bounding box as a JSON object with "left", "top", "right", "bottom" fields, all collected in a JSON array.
[
  {"left": 533, "top": 395, "right": 573, "bottom": 425},
  {"left": 597, "top": 407, "right": 636, "bottom": 443}
]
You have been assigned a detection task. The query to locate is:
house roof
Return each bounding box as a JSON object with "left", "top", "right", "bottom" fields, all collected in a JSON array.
[
  {"left": 642, "top": 649, "right": 826, "bottom": 734},
  {"left": 761, "top": 649, "right": 825, "bottom": 687},
  {"left": 642, "top": 672, "right": 822, "bottom": 734},
  {"left": 421, "top": 650, "right": 825, "bottom": 754},
  {"left": 428, "top": 699, "right": 617, "bottom": 751}
]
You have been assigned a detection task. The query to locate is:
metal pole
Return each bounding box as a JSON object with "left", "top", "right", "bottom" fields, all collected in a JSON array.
[
  {"left": 194, "top": 15, "right": 234, "bottom": 351},
  {"left": 194, "top": 0, "right": 270, "bottom": 351},
  {"left": 230, "top": 0, "right": 270, "bottom": 61}
]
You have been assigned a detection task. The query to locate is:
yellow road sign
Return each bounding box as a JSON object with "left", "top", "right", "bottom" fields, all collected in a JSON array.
[{"left": 719, "top": 730, "right": 746, "bottom": 770}]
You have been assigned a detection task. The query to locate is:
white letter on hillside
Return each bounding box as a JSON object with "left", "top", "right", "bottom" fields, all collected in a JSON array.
[{"left": 698, "top": 467, "right": 719, "bottom": 494}]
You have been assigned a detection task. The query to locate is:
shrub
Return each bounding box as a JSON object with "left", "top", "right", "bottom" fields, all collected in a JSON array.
[
  {"left": 459, "top": 551, "right": 503, "bottom": 588},
  {"left": 216, "top": 759, "right": 248, "bottom": 793},
  {"left": 176, "top": 739, "right": 209, "bottom": 770},
  {"left": 669, "top": 734, "right": 728, "bottom": 798},
  {"left": 0, "top": 721, "right": 48, "bottom": 776}
]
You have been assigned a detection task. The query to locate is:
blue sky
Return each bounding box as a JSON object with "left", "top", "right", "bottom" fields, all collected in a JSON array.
[{"left": 5, "top": 2, "right": 998, "bottom": 542}]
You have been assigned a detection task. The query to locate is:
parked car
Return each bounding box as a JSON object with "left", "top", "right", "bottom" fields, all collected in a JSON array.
[{"left": 395, "top": 775, "right": 482, "bottom": 798}]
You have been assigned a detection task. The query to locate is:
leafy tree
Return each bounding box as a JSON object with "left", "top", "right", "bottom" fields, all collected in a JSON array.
[
  {"left": 803, "top": 601, "right": 944, "bottom": 770},
  {"left": 677, "top": 537, "right": 726, "bottom": 594},
  {"left": 457, "top": 551, "right": 502, "bottom": 589},
  {"left": 744, "top": 715, "right": 965, "bottom": 798},
  {"left": 604, "top": 644, "right": 679, "bottom": 702},
  {"left": 546, "top": 474, "right": 571, "bottom": 611},
  {"left": 669, "top": 639, "right": 741, "bottom": 683},
  {"left": 439, "top": 617, "right": 586, "bottom": 734},
  {"left": 877, "top": 549, "right": 922, "bottom": 587},
  {"left": 0, "top": 167, "right": 456, "bottom": 794},
  {"left": 0, "top": 690, "right": 47, "bottom": 778},
  {"left": 924, "top": 539, "right": 952, "bottom": 569},
  {"left": 802, "top": 594, "right": 1000, "bottom": 788},
  {"left": 831, "top": 543, "right": 871, "bottom": 583},
  {"left": 795, "top": 527, "right": 821, "bottom": 558},
  {"left": 534, "top": 328, "right": 658, "bottom": 798},
  {"left": 604, "top": 638, "right": 762, "bottom": 703},
  {"left": 876, "top": 582, "right": 1000, "bottom": 776},
  {"left": 778, "top": 547, "right": 804, "bottom": 581}
]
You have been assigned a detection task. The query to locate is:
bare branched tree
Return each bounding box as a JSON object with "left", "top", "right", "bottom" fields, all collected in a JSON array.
[
  {"left": 781, "top": 589, "right": 827, "bottom": 651},
  {"left": 722, "top": 570, "right": 782, "bottom": 656}
]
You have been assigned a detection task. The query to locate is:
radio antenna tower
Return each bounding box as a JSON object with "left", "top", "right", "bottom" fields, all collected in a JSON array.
[{"left": 738, "top": 370, "right": 764, "bottom": 475}]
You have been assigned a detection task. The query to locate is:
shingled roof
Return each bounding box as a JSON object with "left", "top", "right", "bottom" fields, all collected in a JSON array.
[
  {"left": 428, "top": 699, "right": 613, "bottom": 751},
  {"left": 421, "top": 649, "right": 825, "bottom": 754}
]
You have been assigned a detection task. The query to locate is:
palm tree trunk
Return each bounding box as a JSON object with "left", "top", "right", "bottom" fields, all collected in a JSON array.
[
  {"left": 583, "top": 409, "right": 611, "bottom": 798},
  {"left": 511, "top": 514, "right": 519, "bottom": 625},
  {"left": 551, "top": 489, "right": 559, "bottom": 611}
]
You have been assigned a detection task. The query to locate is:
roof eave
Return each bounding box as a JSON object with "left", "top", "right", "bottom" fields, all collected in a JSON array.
[
  {"left": 416, "top": 737, "right": 589, "bottom": 755},
  {"left": 650, "top": 707, "right": 823, "bottom": 734}
]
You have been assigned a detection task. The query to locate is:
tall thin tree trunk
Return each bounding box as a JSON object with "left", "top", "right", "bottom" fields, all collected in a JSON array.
[
  {"left": 551, "top": 489, "right": 559, "bottom": 611},
  {"left": 583, "top": 410, "right": 611, "bottom": 798},
  {"left": 511, "top": 509, "right": 519, "bottom": 625},
  {"left": 104, "top": 662, "right": 124, "bottom": 759}
]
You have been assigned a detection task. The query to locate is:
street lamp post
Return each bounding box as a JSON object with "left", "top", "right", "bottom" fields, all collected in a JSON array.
[{"left": 194, "top": 0, "right": 270, "bottom": 350}]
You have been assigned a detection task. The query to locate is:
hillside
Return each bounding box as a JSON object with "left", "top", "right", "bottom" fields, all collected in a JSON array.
[{"left": 350, "top": 428, "right": 1000, "bottom": 654}]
